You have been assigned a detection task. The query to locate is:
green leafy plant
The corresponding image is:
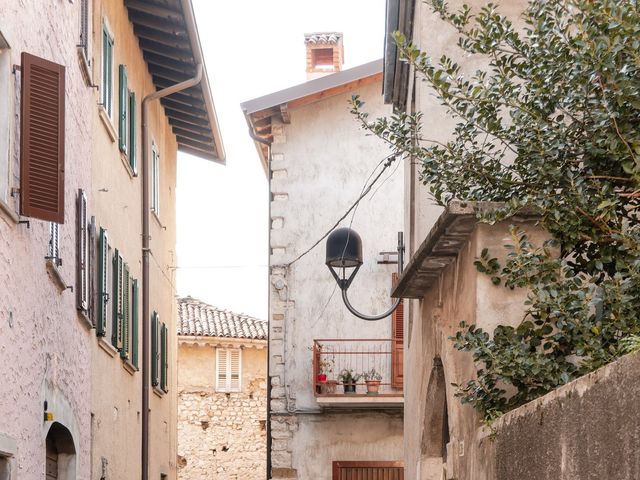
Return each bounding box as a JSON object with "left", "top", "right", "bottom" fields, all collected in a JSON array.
[
  {"left": 338, "top": 369, "right": 361, "bottom": 384},
  {"left": 362, "top": 368, "right": 383, "bottom": 382},
  {"left": 351, "top": 0, "right": 640, "bottom": 420}
]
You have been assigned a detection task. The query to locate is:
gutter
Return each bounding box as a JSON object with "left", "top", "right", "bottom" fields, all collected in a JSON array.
[
  {"left": 141, "top": 64, "right": 203, "bottom": 480},
  {"left": 247, "top": 126, "right": 274, "bottom": 479}
]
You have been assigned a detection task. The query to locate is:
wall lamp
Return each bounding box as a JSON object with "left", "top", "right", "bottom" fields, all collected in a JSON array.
[{"left": 325, "top": 228, "right": 404, "bottom": 321}]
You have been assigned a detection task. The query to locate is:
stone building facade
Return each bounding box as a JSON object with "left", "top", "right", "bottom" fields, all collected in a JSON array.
[
  {"left": 177, "top": 297, "right": 268, "bottom": 480},
  {"left": 242, "top": 37, "right": 404, "bottom": 480}
]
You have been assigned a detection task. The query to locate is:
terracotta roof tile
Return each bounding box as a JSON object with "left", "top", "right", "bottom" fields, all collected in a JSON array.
[{"left": 177, "top": 297, "right": 267, "bottom": 340}]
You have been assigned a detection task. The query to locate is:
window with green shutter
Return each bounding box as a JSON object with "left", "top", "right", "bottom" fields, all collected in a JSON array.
[
  {"left": 151, "top": 311, "right": 159, "bottom": 387},
  {"left": 160, "top": 322, "right": 168, "bottom": 393},
  {"left": 118, "top": 65, "right": 128, "bottom": 153},
  {"left": 111, "top": 249, "right": 123, "bottom": 350},
  {"left": 97, "top": 228, "right": 109, "bottom": 336},
  {"left": 101, "top": 23, "right": 113, "bottom": 118},
  {"left": 129, "top": 91, "right": 137, "bottom": 175},
  {"left": 120, "top": 265, "right": 130, "bottom": 360},
  {"left": 131, "top": 279, "right": 139, "bottom": 368}
]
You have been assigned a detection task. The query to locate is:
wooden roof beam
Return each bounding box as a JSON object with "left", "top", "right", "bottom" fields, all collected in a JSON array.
[
  {"left": 143, "top": 52, "right": 196, "bottom": 75},
  {"left": 160, "top": 98, "right": 208, "bottom": 118},
  {"left": 168, "top": 118, "right": 213, "bottom": 137},
  {"left": 134, "top": 26, "right": 190, "bottom": 50},
  {"left": 128, "top": 11, "right": 184, "bottom": 34},
  {"left": 125, "top": 0, "right": 183, "bottom": 22},
  {"left": 139, "top": 38, "right": 193, "bottom": 62},
  {"left": 171, "top": 126, "right": 214, "bottom": 144},
  {"left": 279, "top": 103, "right": 290, "bottom": 124}
]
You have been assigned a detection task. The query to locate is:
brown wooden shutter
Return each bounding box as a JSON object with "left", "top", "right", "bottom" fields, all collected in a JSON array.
[
  {"left": 76, "top": 189, "right": 88, "bottom": 312},
  {"left": 391, "top": 273, "right": 404, "bottom": 389},
  {"left": 20, "top": 52, "right": 65, "bottom": 223}
]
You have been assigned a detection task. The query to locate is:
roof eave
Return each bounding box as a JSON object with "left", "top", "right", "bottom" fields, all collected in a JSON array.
[{"left": 177, "top": 0, "right": 226, "bottom": 164}]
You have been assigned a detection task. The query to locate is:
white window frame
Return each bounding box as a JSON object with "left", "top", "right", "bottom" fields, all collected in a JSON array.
[
  {"left": 151, "top": 143, "right": 160, "bottom": 216},
  {"left": 101, "top": 20, "right": 114, "bottom": 118},
  {"left": 216, "top": 348, "right": 242, "bottom": 392}
]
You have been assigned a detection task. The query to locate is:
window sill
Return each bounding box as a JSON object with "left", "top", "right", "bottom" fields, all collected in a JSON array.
[
  {"left": 77, "top": 47, "right": 93, "bottom": 87},
  {"left": 98, "top": 106, "right": 117, "bottom": 143},
  {"left": 0, "top": 198, "right": 18, "bottom": 225},
  {"left": 153, "top": 386, "right": 166, "bottom": 398},
  {"left": 120, "top": 152, "right": 137, "bottom": 178},
  {"left": 123, "top": 360, "right": 138, "bottom": 375},
  {"left": 98, "top": 336, "right": 118, "bottom": 357},
  {"left": 45, "top": 259, "right": 68, "bottom": 293},
  {"left": 77, "top": 309, "right": 94, "bottom": 330}
]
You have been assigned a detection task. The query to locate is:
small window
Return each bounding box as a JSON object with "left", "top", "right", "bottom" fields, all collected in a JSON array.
[
  {"left": 151, "top": 144, "right": 160, "bottom": 215},
  {"left": 101, "top": 22, "right": 114, "bottom": 118},
  {"left": 151, "top": 313, "right": 168, "bottom": 392},
  {"left": 47, "top": 223, "right": 61, "bottom": 266},
  {"left": 0, "top": 33, "right": 11, "bottom": 206},
  {"left": 79, "top": 0, "right": 90, "bottom": 61},
  {"left": 216, "top": 348, "right": 241, "bottom": 392}
]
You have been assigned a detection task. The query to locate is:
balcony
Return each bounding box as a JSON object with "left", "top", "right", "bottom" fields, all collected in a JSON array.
[{"left": 312, "top": 339, "right": 403, "bottom": 408}]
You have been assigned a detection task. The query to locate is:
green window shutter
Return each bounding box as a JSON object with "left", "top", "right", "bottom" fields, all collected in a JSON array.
[
  {"left": 131, "top": 279, "right": 139, "bottom": 368},
  {"left": 118, "top": 65, "right": 128, "bottom": 153},
  {"left": 120, "top": 265, "right": 130, "bottom": 359},
  {"left": 129, "top": 91, "right": 137, "bottom": 175},
  {"left": 160, "top": 322, "right": 168, "bottom": 392},
  {"left": 97, "top": 228, "right": 109, "bottom": 336},
  {"left": 111, "top": 249, "right": 123, "bottom": 350},
  {"left": 151, "top": 312, "right": 159, "bottom": 387},
  {"left": 102, "top": 27, "right": 108, "bottom": 109}
]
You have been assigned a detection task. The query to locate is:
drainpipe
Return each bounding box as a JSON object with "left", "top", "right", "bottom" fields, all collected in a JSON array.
[
  {"left": 247, "top": 126, "right": 273, "bottom": 479},
  {"left": 141, "top": 63, "right": 203, "bottom": 480}
]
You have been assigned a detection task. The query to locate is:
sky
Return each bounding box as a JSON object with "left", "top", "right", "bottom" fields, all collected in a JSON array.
[{"left": 175, "top": 0, "right": 387, "bottom": 319}]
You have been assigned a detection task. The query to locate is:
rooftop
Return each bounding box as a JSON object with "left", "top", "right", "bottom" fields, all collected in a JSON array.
[
  {"left": 125, "top": 0, "right": 225, "bottom": 162},
  {"left": 177, "top": 296, "right": 267, "bottom": 340}
]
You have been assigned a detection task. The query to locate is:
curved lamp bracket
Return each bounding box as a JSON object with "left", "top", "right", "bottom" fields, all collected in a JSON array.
[{"left": 329, "top": 232, "right": 404, "bottom": 321}]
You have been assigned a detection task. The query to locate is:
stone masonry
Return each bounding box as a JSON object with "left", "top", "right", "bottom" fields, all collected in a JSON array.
[{"left": 177, "top": 384, "right": 267, "bottom": 479}]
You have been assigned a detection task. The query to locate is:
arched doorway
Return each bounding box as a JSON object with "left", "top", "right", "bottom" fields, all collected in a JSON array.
[{"left": 45, "top": 423, "right": 76, "bottom": 480}]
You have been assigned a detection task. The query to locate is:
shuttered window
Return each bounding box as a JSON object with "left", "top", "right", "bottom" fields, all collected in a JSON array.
[
  {"left": 79, "top": 0, "right": 89, "bottom": 60},
  {"left": 97, "top": 228, "right": 109, "bottom": 336},
  {"left": 160, "top": 322, "right": 168, "bottom": 393},
  {"left": 131, "top": 279, "right": 139, "bottom": 368},
  {"left": 120, "top": 264, "right": 130, "bottom": 359},
  {"left": 47, "top": 222, "right": 61, "bottom": 266},
  {"left": 76, "top": 189, "right": 88, "bottom": 312},
  {"left": 101, "top": 23, "right": 113, "bottom": 118},
  {"left": 118, "top": 65, "right": 128, "bottom": 154},
  {"left": 20, "top": 53, "right": 65, "bottom": 223},
  {"left": 392, "top": 273, "right": 404, "bottom": 389},
  {"left": 129, "top": 91, "right": 137, "bottom": 175},
  {"left": 151, "top": 144, "right": 160, "bottom": 214},
  {"left": 151, "top": 311, "right": 159, "bottom": 387},
  {"left": 111, "top": 249, "right": 124, "bottom": 350},
  {"left": 216, "top": 348, "right": 241, "bottom": 392}
]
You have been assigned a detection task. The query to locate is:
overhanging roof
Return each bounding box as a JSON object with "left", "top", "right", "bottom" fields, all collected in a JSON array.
[
  {"left": 241, "top": 59, "right": 384, "bottom": 174},
  {"left": 125, "top": 0, "right": 225, "bottom": 163}
]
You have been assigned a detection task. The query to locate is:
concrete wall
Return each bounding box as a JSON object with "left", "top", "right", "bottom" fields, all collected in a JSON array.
[
  {"left": 0, "top": 1, "right": 94, "bottom": 478},
  {"left": 268, "top": 79, "right": 404, "bottom": 479},
  {"left": 490, "top": 350, "right": 640, "bottom": 480},
  {"left": 89, "top": 0, "right": 179, "bottom": 478},
  {"left": 177, "top": 341, "right": 267, "bottom": 479}
]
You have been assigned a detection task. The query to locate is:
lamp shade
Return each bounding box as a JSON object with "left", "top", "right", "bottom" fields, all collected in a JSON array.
[{"left": 325, "top": 227, "right": 363, "bottom": 268}]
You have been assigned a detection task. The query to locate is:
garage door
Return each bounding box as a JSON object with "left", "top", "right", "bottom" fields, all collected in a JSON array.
[{"left": 332, "top": 461, "right": 404, "bottom": 480}]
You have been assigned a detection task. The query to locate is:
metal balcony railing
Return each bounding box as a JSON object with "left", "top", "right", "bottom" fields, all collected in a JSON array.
[{"left": 312, "top": 339, "right": 403, "bottom": 398}]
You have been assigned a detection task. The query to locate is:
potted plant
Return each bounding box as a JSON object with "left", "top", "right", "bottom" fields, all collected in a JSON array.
[
  {"left": 363, "top": 368, "right": 382, "bottom": 395},
  {"left": 317, "top": 357, "right": 334, "bottom": 384},
  {"left": 338, "top": 369, "right": 361, "bottom": 394}
]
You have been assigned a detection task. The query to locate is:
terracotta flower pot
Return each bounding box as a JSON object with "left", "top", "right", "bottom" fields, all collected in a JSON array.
[{"left": 365, "top": 380, "right": 381, "bottom": 395}]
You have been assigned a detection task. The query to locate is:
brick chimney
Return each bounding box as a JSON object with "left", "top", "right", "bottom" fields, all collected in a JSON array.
[{"left": 304, "top": 32, "right": 344, "bottom": 80}]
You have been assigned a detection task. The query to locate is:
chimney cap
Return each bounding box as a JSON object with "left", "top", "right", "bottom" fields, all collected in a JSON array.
[{"left": 304, "top": 32, "right": 343, "bottom": 45}]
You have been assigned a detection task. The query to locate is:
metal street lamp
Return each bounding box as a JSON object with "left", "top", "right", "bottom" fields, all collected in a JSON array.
[{"left": 325, "top": 227, "right": 404, "bottom": 321}]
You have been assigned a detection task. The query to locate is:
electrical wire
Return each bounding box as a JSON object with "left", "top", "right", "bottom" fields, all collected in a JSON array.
[{"left": 278, "top": 153, "right": 397, "bottom": 268}]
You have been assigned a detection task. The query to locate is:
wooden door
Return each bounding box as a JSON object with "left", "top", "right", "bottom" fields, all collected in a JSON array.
[
  {"left": 333, "top": 461, "right": 404, "bottom": 480},
  {"left": 46, "top": 436, "right": 58, "bottom": 479}
]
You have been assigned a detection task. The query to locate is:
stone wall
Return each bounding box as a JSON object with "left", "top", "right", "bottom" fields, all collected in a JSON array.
[{"left": 178, "top": 342, "right": 267, "bottom": 479}]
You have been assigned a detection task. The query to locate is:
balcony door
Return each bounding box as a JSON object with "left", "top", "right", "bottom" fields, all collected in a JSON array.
[{"left": 332, "top": 461, "right": 404, "bottom": 480}]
